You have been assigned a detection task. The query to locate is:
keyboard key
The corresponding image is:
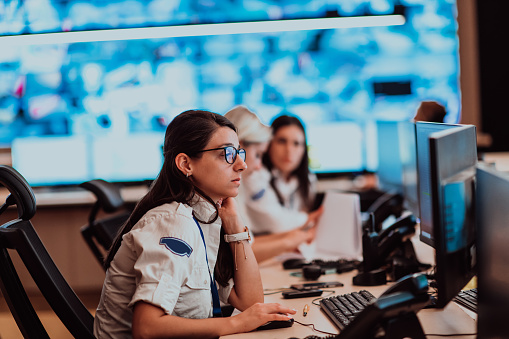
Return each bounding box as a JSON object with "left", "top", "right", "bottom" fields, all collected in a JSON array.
[
  {"left": 331, "top": 297, "right": 352, "bottom": 317},
  {"left": 453, "top": 288, "right": 477, "bottom": 313},
  {"left": 320, "top": 290, "right": 376, "bottom": 330}
]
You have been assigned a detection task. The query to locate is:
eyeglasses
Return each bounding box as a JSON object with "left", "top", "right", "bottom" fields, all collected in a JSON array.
[{"left": 196, "top": 146, "right": 246, "bottom": 164}]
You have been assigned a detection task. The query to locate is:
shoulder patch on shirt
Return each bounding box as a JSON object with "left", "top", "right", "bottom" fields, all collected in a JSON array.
[
  {"left": 160, "top": 237, "right": 193, "bottom": 257},
  {"left": 251, "top": 188, "right": 265, "bottom": 201}
]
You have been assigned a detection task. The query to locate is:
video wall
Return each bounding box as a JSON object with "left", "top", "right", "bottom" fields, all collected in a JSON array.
[{"left": 0, "top": 0, "right": 461, "bottom": 186}]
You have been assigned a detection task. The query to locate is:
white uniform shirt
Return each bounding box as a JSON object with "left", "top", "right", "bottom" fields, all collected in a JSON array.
[
  {"left": 93, "top": 197, "right": 233, "bottom": 339},
  {"left": 243, "top": 167, "right": 317, "bottom": 234}
]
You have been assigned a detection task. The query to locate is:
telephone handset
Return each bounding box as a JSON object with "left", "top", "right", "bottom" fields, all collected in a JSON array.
[
  {"left": 365, "top": 192, "right": 405, "bottom": 233},
  {"left": 377, "top": 212, "right": 416, "bottom": 259},
  {"left": 379, "top": 272, "right": 428, "bottom": 297},
  {"left": 335, "top": 273, "right": 430, "bottom": 339},
  {"left": 353, "top": 212, "right": 429, "bottom": 286},
  {"left": 377, "top": 212, "right": 415, "bottom": 241}
]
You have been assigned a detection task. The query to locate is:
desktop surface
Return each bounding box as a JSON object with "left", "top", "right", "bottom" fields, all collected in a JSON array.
[{"left": 220, "top": 240, "right": 476, "bottom": 338}]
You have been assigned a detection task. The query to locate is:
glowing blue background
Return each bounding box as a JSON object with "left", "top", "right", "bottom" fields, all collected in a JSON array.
[{"left": 0, "top": 0, "right": 461, "bottom": 185}]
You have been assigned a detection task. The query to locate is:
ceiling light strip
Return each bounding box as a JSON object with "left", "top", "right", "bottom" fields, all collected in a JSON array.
[{"left": 0, "top": 15, "right": 405, "bottom": 46}]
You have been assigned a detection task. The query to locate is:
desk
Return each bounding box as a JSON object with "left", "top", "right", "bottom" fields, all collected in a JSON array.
[
  {"left": 221, "top": 260, "right": 477, "bottom": 339},
  {"left": 481, "top": 152, "right": 509, "bottom": 172}
]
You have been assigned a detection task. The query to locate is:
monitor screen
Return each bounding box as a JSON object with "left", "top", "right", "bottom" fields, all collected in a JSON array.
[
  {"left": 11, "top": 133, "right": 164, "bottom": 187},
  {"left": 376, "top": 121, "right": 405, "bottom": 193},
  {"left": 416, "top": 122, "right": 463, "bottom": 247},
  {"left": 10, "top": 136, "right": 90, "bottom": 186},
  {"left": 428, "top": 125, "right": 477, "bottom": 308},
  {"left": 400, "top": 121, "right": 419, "bottom": 217},
  {"left": 476, "top": 163, "right": 509, "bottom": 337},
  {"left": 307, "top": 122, "right": 364, "bottom": 174},
  {"left": 2, "top": 1, "right": 462, "bottom": 187},
  {"left": 91, "top": 132, "right": 164, "bottom": 183},
  {"left": 376, "top": 120, "right": 419, "bottom": 217}
]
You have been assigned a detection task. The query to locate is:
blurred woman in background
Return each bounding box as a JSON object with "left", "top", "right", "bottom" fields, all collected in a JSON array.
[
  {"left": 225, "top": 106, "right": 320, "bottom": 263},
  {"left": 227, "top": 109, "right": 322, "bottom": 235}
]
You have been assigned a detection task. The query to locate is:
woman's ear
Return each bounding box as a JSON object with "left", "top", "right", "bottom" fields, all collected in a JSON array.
[{"left": 175, "top": 153, "right": 192, "bottom": 177}]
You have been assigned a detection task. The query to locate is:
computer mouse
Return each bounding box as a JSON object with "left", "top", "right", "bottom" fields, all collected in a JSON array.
[
  {"left": 282, "top": 258, "right": 309, "bottom": 270},
  {"left": 256, "top": 318, "right": 294, "bottom": 331},
  {"left": 302, "top": 264, "right": 325, "bottom": 280}
]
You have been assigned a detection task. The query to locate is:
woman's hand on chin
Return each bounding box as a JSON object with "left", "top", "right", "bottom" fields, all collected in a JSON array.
[{"left": 217, "top": 197, "right": 245, "bottom": 234}]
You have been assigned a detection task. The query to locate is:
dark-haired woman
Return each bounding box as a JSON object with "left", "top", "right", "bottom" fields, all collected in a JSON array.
[
  {"left": 93, "top": 110, "right": 295, "bottom": 339},
  {"left": 247, "top": 114, "right": 322, "bottom": 235}
]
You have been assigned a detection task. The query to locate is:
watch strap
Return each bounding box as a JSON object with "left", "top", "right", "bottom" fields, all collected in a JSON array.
[{"left": 224, "top": 227, "right": 251, "bottom": 243}]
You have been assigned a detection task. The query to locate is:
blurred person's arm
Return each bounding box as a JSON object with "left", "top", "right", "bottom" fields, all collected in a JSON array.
[{"left": 251, "top": 207, "right": 323, "bottom": 263}]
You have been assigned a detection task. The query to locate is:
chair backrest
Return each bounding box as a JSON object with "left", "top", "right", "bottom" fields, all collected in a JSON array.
[
  {"left": 79, "top": 179, "right": 130, "bottom": 268},
  {"left": 0, "top": 165, "right": 95, "bottom": 339}
]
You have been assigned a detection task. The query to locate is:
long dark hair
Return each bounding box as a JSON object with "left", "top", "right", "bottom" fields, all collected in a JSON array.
[
  {"left": 104, "top": 110, "right": 235, "bottom": 286},
  {"left": 262, "top": 114, "right": 312, "bottom": 209}
]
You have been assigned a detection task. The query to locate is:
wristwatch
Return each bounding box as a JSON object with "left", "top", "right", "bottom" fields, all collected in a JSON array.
[{"left": 224, "top": 226, "right": 251, "bottom": 243}]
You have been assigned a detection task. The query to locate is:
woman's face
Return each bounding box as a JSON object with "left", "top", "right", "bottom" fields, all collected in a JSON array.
[
  {"left": 269, "top": 124, "right": 306, "bottom": 179},
  {"left": 190, "top": 127, "right": 247, "bottom": 202},
  {"left": 241, "top": 141, "right": 269, "bottom": 176}
]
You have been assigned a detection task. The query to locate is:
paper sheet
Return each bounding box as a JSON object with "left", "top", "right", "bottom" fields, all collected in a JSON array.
[{"left": 300, "top": 191, "right": 362, "bottom": 261}]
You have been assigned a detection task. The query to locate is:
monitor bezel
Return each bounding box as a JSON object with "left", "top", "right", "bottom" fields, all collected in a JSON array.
[
  {"left": 428, "top": 125, "right": 477, "bottom": 308},
  {"left": 416, "top": 121, "right": 464, "bottom": 247},
  {"left": 476, "top": 163, "right": 509, "bottom": 337}
]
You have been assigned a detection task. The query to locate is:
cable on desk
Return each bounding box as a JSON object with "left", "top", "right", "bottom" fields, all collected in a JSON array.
[
  {"left": 263, "top": 288, "right": 292, "bottom": 296},
  {"left": 294, "top": 319, "right": 337, "bottom": 336},
  {"left": 311, "top": 290, "right": 335, "bottom": 306}
]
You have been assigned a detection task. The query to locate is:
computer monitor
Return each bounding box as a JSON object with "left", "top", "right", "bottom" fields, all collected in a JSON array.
[
  {"left": 10, "top": 135, "right": 90, "bottom": 187},
  {"left": 376, "top": 120, "right": 419, "bottom": 217},
  {"left": 416, "top": 122, "right": 463, "bottom": 247},
  {"left": 427, "top": 125, "right": 477, "bottom": 308},
  {"left": 400, "top": 121, "right": 420, "bottom": 218},
  {"left": 476, "top": 163, "right": 509, "bottom": 337},
  {"left": 91, "top": 132, "right": 163, "bottom": 183},
  {"left": 11, "top": 133, "right": 164, "bottom": 187},
  {"left": 307, "top": 122, "right": 365, "bottom": 174},
  {"left": 376, "top": 121, "right": 405, "bottom": 193}
]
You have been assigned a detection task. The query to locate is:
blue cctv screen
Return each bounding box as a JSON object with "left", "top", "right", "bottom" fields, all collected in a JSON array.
[{"left": 0, "top": 0, "right": 461, "bottom": 186}]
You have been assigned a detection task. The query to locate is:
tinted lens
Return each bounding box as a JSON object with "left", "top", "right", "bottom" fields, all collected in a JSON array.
[
  {"left": 238, "top": 149, "right": 246, "bottom": 162},
  {"left": 225, "top": 146, "right": 236, "bottom": 164}
]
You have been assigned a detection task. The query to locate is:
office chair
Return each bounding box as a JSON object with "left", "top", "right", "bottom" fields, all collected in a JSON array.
[
  {"left": 80, "top": 179, "right": 131, "bottom": 268},
  {"left": 0, "top": 165, "right": 95, "bottom": 338}
]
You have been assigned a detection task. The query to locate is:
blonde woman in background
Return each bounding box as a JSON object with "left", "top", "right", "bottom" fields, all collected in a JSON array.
[{"left": 225, "top": 106, "right": 321, "bottom": 263}]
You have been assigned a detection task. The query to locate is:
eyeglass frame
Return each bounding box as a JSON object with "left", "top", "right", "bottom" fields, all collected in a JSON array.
[{"left": 195, "top": 146, "right": 246, "bottom": 164}]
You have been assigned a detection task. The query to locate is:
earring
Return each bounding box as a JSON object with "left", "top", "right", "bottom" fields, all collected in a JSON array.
[{"left": 186, "top": 173, "right": 190, "bottom": 178}]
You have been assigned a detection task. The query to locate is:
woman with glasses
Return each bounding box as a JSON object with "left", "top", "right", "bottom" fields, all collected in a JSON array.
[
  {"left": 94, "top": 110, "right": 295, "bottom": 338},
  {"left": 225, "top": 106, "right": 319, "bottom": 263}
]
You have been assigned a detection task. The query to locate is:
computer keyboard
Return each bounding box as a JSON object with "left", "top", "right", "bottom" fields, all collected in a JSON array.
[
  {"left": 319, "top": 290, "right": 377, "bottom": 330},
  {"left": 453, "top": 288, "right": 477, "bottom": 313}
]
